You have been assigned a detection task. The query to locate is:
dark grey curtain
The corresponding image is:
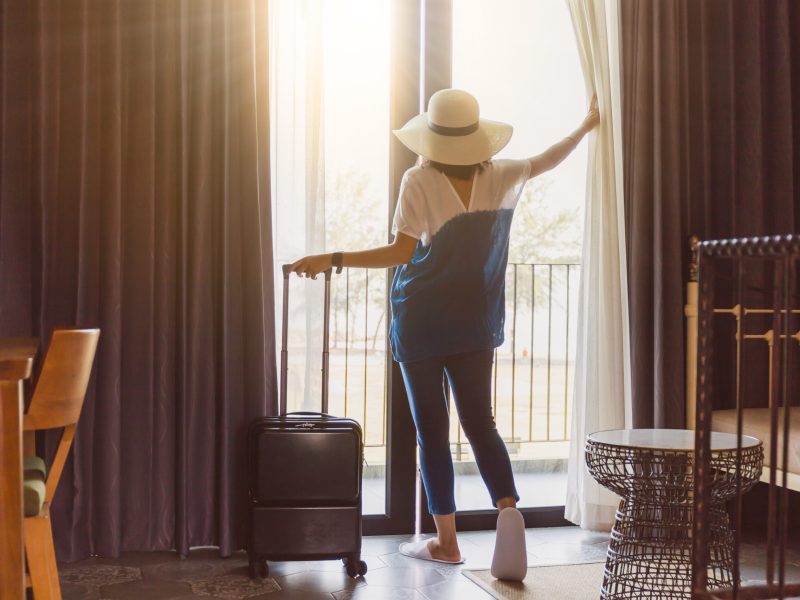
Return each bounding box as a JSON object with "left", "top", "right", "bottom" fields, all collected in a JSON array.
[
  {"left": 621, "top": 0, "right": 800, "bottom": 429},
  {"left": 0, "top": 0, "right": 277, "bottom": 561}
]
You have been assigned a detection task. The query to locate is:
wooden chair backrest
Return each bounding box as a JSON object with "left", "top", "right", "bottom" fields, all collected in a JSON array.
[
  {"left": 25, "top": 329, "right": 100, "bottom": 431},
  {"left": 23, "top": 329, "right": 99, "bottom": 505}
]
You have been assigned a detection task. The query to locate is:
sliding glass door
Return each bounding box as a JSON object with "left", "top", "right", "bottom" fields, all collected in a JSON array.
[
  {"left": 419, "top": 0, "right": 586, "bottom": 531},
  {"left": 270, "top": 0, "right": 585, "bottom": 535},
  {"left": 269, "top": 0, "right": 420, "bottom": 535}
]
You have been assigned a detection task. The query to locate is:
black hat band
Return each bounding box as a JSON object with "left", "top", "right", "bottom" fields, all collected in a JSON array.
[{"left": 427, "top": 120, "right": 480, "bottom": 136}]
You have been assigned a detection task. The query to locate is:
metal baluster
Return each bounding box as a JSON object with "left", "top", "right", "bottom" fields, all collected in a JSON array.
[
  {"left": 363, "top": 269, "right": 369, "bottom": 441},
  {"left": 529, "top": 264, "right": 535, "bottom": 442},
  {"left": 563, "top": 264, "right": 570, "bottom": 440},
  {"left": 546, "top": 265, "right": 553, "bottom": 441},
  {"left": 511, "top": 263, "right": 517, "bottom": 442},
  {"left": 344, "top": 269, "right": 350, "bottom": 416},
  {"left": 493, "top": 348, "right": 498, "bottom": 419}
]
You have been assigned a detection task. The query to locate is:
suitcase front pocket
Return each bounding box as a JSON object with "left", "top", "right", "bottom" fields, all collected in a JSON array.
[{"left": 254, "top": 427, "right": 361, "bottom": 505}]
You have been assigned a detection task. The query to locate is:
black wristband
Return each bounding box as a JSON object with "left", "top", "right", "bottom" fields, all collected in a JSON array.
[{"left": 332, "top": 252, "right": 344, "bottom": 274}]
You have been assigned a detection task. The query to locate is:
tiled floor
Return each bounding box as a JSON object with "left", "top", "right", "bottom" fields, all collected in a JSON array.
[
  {"left": 58, "top": 526, "right": 800, "bottom": 600},
  {"left": 58, "top": 527, "right": 606, "bottom": 600}
]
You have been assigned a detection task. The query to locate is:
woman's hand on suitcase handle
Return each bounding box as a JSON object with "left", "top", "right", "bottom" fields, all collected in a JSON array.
[
  {"left": 289, "top": 235, "right": 417, "bottom": 277},
  {"left": 288, "top": 253, "right": 333, "bottom": 279}
]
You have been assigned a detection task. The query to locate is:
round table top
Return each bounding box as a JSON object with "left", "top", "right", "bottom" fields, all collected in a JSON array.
[{"left": 587, "top": 428, "right": 760, "bottom": 451}]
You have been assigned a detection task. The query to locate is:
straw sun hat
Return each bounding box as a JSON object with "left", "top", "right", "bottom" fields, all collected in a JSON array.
[{"left": 393, "top": 89, "right": 513, "bottom": 166}]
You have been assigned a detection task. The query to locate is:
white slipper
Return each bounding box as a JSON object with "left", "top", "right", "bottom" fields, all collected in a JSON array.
[
  {"left": 491, "top": 507, "right": 527, "bottom": 581},
  {"left": 399, "top": 538, "right": 465, "bottom": 564}
]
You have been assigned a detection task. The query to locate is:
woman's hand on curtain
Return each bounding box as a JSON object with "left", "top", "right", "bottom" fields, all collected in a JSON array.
[
  {"left": 526, "top": 94, "right": 600, "bottom": 179},
  {"left": 579, "top": 94, "right": 600, "bottom": 134}
]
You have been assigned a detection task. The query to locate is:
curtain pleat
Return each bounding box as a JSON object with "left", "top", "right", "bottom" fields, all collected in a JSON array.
[
  {"left": 621, "top": 0, "right": 800, "bottom": 429},
  {"left": 0, "top": 0, "right": 276, "bottom": 561},
  {"left": 564, "top": 0, "right": 632, "bottom": 531}
]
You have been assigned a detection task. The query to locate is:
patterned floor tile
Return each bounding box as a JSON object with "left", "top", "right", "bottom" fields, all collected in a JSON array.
[
  {"left": 418, "top": 578, "right": 493, "bottom": 600},
  {"left": 60, "top": 564, "right": 142, "bottom": 588},
  {"left": 360, "top": 566, "right": 447, "bottom": 589},
  {"left": 274, "top": 570, "right": 366, "bottom": 594},
  {"left": 189, "top": 573, "right": 280, "bottom": 598},
  {"left": 334, "top": 586, "right": 428, "bottom": 599},
  {"left": 100, "top": 577, "right": 193, "bottom": 599}
]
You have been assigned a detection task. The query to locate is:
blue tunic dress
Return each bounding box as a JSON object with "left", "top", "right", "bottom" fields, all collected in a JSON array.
[{"left": 389, "top": 159, "right": 531, "bottom": 363}]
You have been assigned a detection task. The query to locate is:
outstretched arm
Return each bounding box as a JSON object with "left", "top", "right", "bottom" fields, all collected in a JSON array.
[
  {"left": 527, "top": 95, "right": 600, "bottom": 179},
  {"left": 287, "top": 232, "right": 418, "bottom": 279}
]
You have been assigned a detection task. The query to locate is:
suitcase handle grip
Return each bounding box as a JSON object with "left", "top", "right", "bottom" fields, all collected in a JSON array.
[
  {"left": 282, "top": 264, "right": 333, "bottom": 281},
  {"left": 279, "top": 264, "right": 335, "bottom": 416},
  {"left": 285, "top": 411, "right": 336, "bottom": 419}
]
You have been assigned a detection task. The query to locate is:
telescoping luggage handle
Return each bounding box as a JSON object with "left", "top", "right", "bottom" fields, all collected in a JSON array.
[{"left": 280, "top": 264, "right": 333, "bottom": 416}]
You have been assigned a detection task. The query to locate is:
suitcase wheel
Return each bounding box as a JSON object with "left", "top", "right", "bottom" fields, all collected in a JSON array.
[
  {"left": 249, "top": 557, "right": 269, "bottom": 579},
  {"left": 344, "top": 556, "right": 368, "bottom": 578}
]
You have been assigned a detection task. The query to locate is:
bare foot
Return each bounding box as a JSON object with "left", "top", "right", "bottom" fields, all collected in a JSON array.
[{"left": 427, "top": 538, "right": 462, "bottom": 563}]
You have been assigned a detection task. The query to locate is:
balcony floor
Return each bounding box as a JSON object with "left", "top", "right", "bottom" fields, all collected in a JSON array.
[{"left": 363, "top": 470, "right": 568, "bottom": 515}]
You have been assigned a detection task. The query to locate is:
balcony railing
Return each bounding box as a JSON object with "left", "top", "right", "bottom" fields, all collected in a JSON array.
[{"left": 287, "top": 262, "right": 580, "bottom": 463}]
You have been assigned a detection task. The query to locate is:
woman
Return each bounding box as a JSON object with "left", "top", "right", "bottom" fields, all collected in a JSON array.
[{"left": 289, "top": 88, "right": 599, "bottom": 581}]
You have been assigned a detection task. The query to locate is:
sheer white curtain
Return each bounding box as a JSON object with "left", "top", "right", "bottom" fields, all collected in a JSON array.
[
  {"left": 269, "top": 0, "right": 326, "bottom": 410},
  {"left": 565, "top": 0, "right": 632, "bottom": 531}
]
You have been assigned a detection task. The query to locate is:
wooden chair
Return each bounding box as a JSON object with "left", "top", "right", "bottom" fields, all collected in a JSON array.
[{"left": 23, "top": 329, "right": 100, "bottom": 600}]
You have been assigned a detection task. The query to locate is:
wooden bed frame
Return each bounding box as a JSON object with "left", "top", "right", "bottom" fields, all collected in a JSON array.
[{"left": 685, "top": 236, "right": 800, "bottom": 492}]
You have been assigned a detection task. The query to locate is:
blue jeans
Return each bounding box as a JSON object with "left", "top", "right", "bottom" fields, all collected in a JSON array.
[{"left": 399, "top": 349, "right": 520, "bottom": 515}]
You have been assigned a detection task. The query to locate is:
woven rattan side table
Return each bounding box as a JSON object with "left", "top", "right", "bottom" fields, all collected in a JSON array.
[{"left": 585, "top": 429, "right": 763, "bottom": 599}]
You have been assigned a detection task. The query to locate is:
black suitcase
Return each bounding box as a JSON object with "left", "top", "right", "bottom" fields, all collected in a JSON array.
[{"left": 247, "top": 265, "right": 366, "bottom": 579}]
